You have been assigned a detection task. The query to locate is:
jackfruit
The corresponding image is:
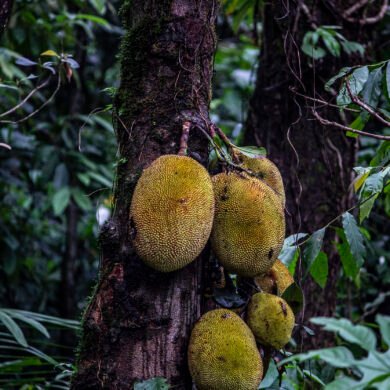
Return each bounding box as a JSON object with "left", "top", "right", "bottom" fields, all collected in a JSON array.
[
  {"left": 211, "top": 172, "right": 285, "bottom": 277},
  {"left": 188, "top": 309, "right": 263, "bottom": 390},
  {"left": 247, "top": 292, "right": 295, "bottom": 349},
  {"left": 254, "top": 259, "right": 294, "bottom": 295},
  {"left": 239, "top": 154, "right": 285, "bottom": 207},
  {"left": 130, "top": 154, "right": 214, "bottom": 272}
]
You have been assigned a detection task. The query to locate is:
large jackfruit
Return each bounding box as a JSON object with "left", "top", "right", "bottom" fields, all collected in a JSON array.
[
  {"left": 188, "top": 309, "right": 263, "bottom": 390},
  {"left": 240, "top": 154, "right": 285, "bottom": 207},
  {"left": 130, "top": 155, "right": 214, "bottom": 272},
  {"left": 247, "top": 292, "right": 295, "bottom": 350},
  {"left": 211, "top": 172, "right": 285, "bottom": 277},
  {"left": 254, "top": 259, "right": 294, "bottom": 295}
]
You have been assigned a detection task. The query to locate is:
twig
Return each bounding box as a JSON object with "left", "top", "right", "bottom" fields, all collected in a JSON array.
[
  {"left": 345, "top": 81, "right": 390, "bottom": 127},
  {"left": 343, "top": 0, "right": 369, "bottom": 17},
  {"left": 0, "top": 77, "right": 51, "bottom": 119},
  {"left": 312, "top": 109, "right": 390, "bottom": 140},
  {"left": 342, "top": 0, "right": 388, "bottom": 24},
  {"left": 0, "top": 71, "right": 62, "bottom": 124},
  {"left": 290, "top": 87, "right": 360, "bottom": 113},
  {"left": 0, "top": 142, "right": 11, "bottom": 150}
]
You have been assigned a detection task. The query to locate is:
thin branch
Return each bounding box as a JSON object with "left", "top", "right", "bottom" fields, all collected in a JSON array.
[
  {"left": 0, "top": 72, "right": 61, "bottom": 124},
  {"left": 0, "top": 142, "right": 11, "bottom": 150},
  {"left": 344, "top": 0, "right": 369, "bottom": 17},
  {"left": 291, "top": 87, "right": 360, "bottom": 113},
  {"left": 312, "top": 109, "right": 390, "bottom": 140},
  {"left": 0, "top": 77, "right": 51, "bottom": 119},
  {"left": 342, "top": 0, "right": 388, "bottom": 24},
  {"left": 345, "top": 81, "right": 390, "bottom": 127}
]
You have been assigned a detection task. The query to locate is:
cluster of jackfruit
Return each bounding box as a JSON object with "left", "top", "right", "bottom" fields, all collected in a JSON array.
[
  {"left": 130, "top": 152, "right": 286, "bottom": 275},
  {"left": 129, "top": 151, "right": 296, "bottom": 389}
]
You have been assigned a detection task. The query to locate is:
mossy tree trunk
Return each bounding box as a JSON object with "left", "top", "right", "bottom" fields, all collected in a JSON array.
[
  {"left": 245, "top": 1, "right": 379, "bottom": 348},
  {"left": 72, "top": 1, "right": 218, "bottom": 388}
]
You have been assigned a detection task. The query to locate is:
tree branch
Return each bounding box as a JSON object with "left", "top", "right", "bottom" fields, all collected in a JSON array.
[
  {"left": 0, "top": 72, "right": 61, "bottom": 124},
  {"left": 0, "top": 77, "right": 51, "bottom": 119},
  {"left": 345, "top": 81, "right": 390, "bottom": 127},
  {"left": 312, "top": 109, "right": 390, "bottom": 140},
  {"left": 342, "top": 0, "right": 388, "bottom": 24}
]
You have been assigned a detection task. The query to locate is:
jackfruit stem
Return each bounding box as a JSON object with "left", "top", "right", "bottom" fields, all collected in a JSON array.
[{"left": 178, "top": 121, "right": 191, "bottom": 156}]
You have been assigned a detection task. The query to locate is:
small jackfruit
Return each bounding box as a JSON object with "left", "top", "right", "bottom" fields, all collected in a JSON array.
[
  {"left": 240, "top": 154, "right": 285, "bottom": 207},
  {"left": 254, "top": 259, "right": 294, "bottom": 295},
  {"left": 247, "top": 292, "right": 295, "bottom": 350},
  {"left": 211, "top": 172, "right": 285, "bottom": 277},
  {"left": 130, "top": 155, "right": 214, "bottom": 272},
  {"left": 188, "top": 309, "right": 263, "bottom": 390}
]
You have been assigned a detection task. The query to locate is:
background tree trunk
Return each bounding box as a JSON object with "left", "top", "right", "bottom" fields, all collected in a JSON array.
[
  {"left": 245, "top": 0, "right": 380, "bottom": 348},
  {"left": 72, "top": 1, "right": 218, "bottom": 388},
  {"left": 0, "top": 0, "right": 13, "bottom": 37}
]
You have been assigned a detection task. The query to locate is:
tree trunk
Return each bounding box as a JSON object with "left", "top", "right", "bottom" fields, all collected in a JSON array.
[
  {"left": 245, "top": 1, "right": 379, "bottom": 348},
  {"left": 72, "top": 1, "right": 218, "bottom": 388},
  {"left": 0, "top": 0, "right": 13, "bottom": 37}
]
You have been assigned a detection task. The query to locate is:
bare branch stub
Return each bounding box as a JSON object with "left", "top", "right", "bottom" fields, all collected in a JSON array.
[{"left": 178, "top": 121, "right": 191, "bottom": 156}]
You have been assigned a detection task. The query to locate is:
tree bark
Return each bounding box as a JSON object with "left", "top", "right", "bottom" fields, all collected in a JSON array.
[
  {"left": 0, "top": 0, "right": 13, "bottom": 38},
  {"left": 72, "top": 1, "right": 218, "bottom": 388},
  {"left": 245, "top": 1, "right": 379, "bottom": 348}
]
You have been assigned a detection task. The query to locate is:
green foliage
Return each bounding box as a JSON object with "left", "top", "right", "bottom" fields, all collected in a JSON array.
[
  {"left": 302, "top": 26, "right": 364, "bottom": 60},
  {"left": 280, "top": 316, "right": 390, "bottom": 389},
  {"left": 0, "top": 308, "right": 78, "bottom": 389},
  {"left": 0, "top": 0, "right": 119, "bottom": 313},
  {"left": 134, "top": 377, "right": 170, "bottom": 390}
]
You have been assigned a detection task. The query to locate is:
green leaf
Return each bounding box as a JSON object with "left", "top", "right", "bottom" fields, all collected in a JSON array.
[
  {"left": 40, "top": 50, "right": 59, "bottom": 57},
  {"left": 342, "top": 212, "right": 365, "bottom": 268},
  {"left": 259, "top": 359, "right": 279, "bottom": 388},
  {"left": 361, "top": 66, "right": 384, "bottom": 109},
  {"left": 3, "top": 311, "right": 50, "bottom": 339},
  {"left": 72, "top": 188, "right": 92, "bottom": 211},
  {"left": 75, "top": 14, "right": 110, "bottom": 27},
  {"left": 376, "top": 315, "right": 390, "bottom": 346},
  {"left": 353, "top": 350, "right": 390, "bottom": 389},
  {"left": 0, "top": 311, "right": 28, "bottom": 347},
  {"left": 52, "top": 187, "right": 71, "bottom": 216},
  {"left": 348, "top": 66, "right": 369, "bottom": 95},
  {"left": 309, "top": 252, "right": 328, "bottom": 288},
  {"left": 88, "top": 171, "right": 112, "bottom": 187},
  {"left": 310, "top": 317, "right": 377, "bottom": 351},
  {"left": 280, "top": 233, "right": 307, "bottom": 275},
  {"left": 325, "top": 67, "right": 352, "bottom": 91},
  {"left": 279, "top": 346, "right": 354, "bottom": 368},
  {"left": 370, "top": 141, "right": 390, "bottom": 167},
  {"left": 281, "top": 282, "right": 304, "bottom": 315},
  {"left": 304, "top": 228, "right": 326, "bottom": 271},
  {"left": 336, "top": 228, "right": 360, "bottom": 279},
  {"left": 88, "top": 0, "right": 106, "bottom": 14},
  {"left": 385, "top": 61, "right": 390, "bottom": 102},
  {"left": 340, "top": 40, "right": 365, "bottom": 56},
  {"left": 325, "top": 377, "right": 362, "bottom": 390},
  {"left": 301, "top": 32, "right": 327, "bottom": 59},
  {"left": 134, "top": 377, "right": 170, "bottom": 390},
  {"left": 234, "top": 145, "right": 267, "bottom": 158},
  {"left": 319, "top": 28, "right": 340, "bottom": 57}
]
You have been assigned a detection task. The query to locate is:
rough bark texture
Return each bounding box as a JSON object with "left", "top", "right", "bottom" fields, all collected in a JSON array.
[
  {"left": 245, "top": 0, "right": 379, "bottom": 348},
  {"left": 0, "top": 0, "right": 13, "bottom": 38},
  {"left": 72, "top": 1, "right": 218, "bottom": 388}
]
